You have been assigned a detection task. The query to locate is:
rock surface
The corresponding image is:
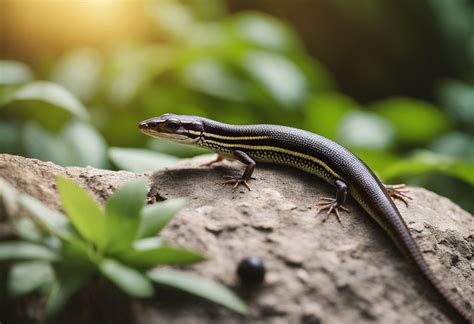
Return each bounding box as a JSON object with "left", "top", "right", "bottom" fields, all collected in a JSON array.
[{"left": 0, "top": 153, "right": 473, "bottom": 324}]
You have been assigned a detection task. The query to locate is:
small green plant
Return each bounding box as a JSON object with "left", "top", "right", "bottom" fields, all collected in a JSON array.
[{"left": 0, "top": 177, "right": 247, "bottom": 321}]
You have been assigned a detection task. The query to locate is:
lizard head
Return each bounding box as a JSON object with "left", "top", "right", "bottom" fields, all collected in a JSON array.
[{"left": 138, "top": 113, "right": 204, "bottom": 145}]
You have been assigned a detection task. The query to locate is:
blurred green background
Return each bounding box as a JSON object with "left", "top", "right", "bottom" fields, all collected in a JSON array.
[{"left": 0, "top": 0, "right": 473, "bottom": 212}]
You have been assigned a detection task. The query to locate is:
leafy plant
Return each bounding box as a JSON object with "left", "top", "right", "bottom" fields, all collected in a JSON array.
[{"left": 0, "top": 176, "right": 247, "bottom": 321}]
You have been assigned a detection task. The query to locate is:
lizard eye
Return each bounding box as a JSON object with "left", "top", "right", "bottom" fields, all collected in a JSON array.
[{"left": 165, "top": 119, "right": 180, "bottom": 130}]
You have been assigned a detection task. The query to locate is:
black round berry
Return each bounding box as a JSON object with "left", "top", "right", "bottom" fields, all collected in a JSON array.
[{"left": 237, "top": 257, "right": 265, "bottom": 284}]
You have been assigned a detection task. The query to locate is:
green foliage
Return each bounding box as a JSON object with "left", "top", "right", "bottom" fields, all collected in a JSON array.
[
  {"left": 148, "top": 269, "right": 248, "bottom": 314},
  {"left": 57, "top": 176, "right": 104, "bottom": 247},
  {"left": 12, "top": 81, "right": 89, "bottom": 121},
  {"left": 0, "top": 0, "right": 472, "bottom": 212},
  {"left": 108, "top": 147, "right": 181, "bottom": 172},
  {"left": 7, "top": 261, "right": 54, "bottom": 297},
  {"left": 137, "top": 198, "right": 187, "bottom": 238},
  {"left": 0, "top": 176, "right": 247, "bottom": 320},
  {"left": 0, "top": 60, "right": 34, "bottom": 86},
  {"left": 371, "top": 98, "right": 452, "bottom": 145},
  {"left": 99, "top": 259, "right": 154, "bottom": 297},
  {"left": 0, "top": 242, "right": 59, "bottom": 261}
]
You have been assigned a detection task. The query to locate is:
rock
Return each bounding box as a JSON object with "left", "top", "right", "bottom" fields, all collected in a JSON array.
[{"left": 0, "top": 153, "right": 472, "bottom": 324}]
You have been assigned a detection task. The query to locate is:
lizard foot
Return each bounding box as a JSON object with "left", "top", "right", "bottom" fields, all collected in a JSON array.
[
  {"left": 317, "top": 197, "right": 350, "bottom": 222},
  {"left": 385, "top": 184, "right": 412, "bottom": 207},
  {"left": 222, "top": 175, "right": 251, "bottom": 191}
]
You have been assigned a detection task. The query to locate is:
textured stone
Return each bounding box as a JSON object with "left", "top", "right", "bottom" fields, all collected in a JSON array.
[{"left": 0, "top": 153, "right": 472, "bottom": 324}]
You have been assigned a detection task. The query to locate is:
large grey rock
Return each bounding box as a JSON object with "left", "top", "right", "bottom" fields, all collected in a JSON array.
[{"left": 0, "top": 154, "right": 472, "bottom": 324}]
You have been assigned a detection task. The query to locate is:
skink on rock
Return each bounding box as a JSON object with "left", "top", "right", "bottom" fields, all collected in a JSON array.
[{"left": 139, "top": 114, "right": 470, "bottom": 323}]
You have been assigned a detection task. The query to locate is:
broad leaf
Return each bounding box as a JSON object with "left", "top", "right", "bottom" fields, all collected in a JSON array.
[
  {"left": 99, "top": 259, "right": 154, "bottom": 297},
  {"left": 243, "top": 51, "right": 307, "bottom": 109},
  {"left": 22, "top": 121, "right": 70, "bottom": 166},
  {"left": 137, "top": 197, "right": 187, "bottom": 239},
  {"left": 304, "top": 93, "right": 357, "bottom": 140},
  {"left": 118, "top": 246, "right": 206, "bottom": 269},
  {"left": 0, "top": 60, "right": 34, "bottom": 85},
  {"left": 148, "top": 269, "right": 248, "bottom": 314},
  {"left": 371, "top": 97, "right": 452, "bottom": 144},
  {"left": 380, "top": 151, "right": 474, "bottom": 185},
  {"left": 61, "top": 121, "right": 109, "bottom": 168},
  {"left": 0, "top": 241, "right": 58, "bottom": 261},
  {"left": 50, "top": 48, "right": 102, "bottom": 101},
  {"left": 13, "top": 81, "right": 89, "bottom": 120},
  {"left": 337, "top": 111, "right": 394, "bottom": 150},
  {"left": 62, "top": 239, "right": 94, "bottom": 265},
  {"left": 7, "top": 261, "right": 54, "bottom": 297},
  {"left": 104, "top": 178, "right": 148, "bottom": 253},
  {"left": 18, "top": 194, "right": 72, "bottom": 239},
  {"left": 181, "top": 57, "right": 250, "bottom": 101},
  {"left": 148, "top": 140, "right": 208, "bottom": 158},
  {"left": 45, "top": 269, "right": 92, "bottom": 320},
  {"left": 0, "top": 120, "right": 20, "bottom": 154},
  {"left": 233, "top": 12, "right": 301, "bottom": 52},
  {"left": 57, "top": 176, "right": 104, "bottom": 247},
  {"left": 0, "top": 177, "right": 19, "bottom": 206},
  {"left": 12, "top": 217, "right": 43, "bottom": 242},
  {"left": 22, "top": 121, "right": 108, "bottom": 168},
  {"left": 109, "top": 147, "right": 180, "bottom": 172}
]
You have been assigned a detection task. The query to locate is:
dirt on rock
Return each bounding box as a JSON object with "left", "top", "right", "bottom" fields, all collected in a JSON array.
[{"left": 0, "top": 153, "right": 472, "bottom": 324}]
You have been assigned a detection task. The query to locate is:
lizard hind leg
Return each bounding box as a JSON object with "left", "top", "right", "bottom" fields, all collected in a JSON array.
[
  {"left": 385, "top": 184, "right": 412, "bottom": 207},
  {"left": 317, "top": 179, "right": 351, "bottom": 222}
]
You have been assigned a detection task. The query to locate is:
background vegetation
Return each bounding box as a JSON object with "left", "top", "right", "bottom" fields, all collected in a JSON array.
[{"left": 0, "top": 0, "right": 473, "bottom": 212}]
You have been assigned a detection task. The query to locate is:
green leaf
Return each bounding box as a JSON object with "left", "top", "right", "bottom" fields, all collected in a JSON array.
[
  {"left": 119, "top": 246, "right": 206, "bottom": 269},
  {"left": 12, "top": 81, "right": 89, "bottom": 121},
  {"left": 12, "top": 217, "right": 43, "bottom": 242},
  {"left": 7, "top": 261, "right": 54, "bottom": 297},
  {"left": 60, "top": 121, "right": 109, "bottom": 168},
  {"left": 61, "top": 239, "right": 95, "bottom": 266},
  {"left": 0, "top": 60, "right": 34, "bottom": 85},
  {"left": 148, "top": 269, "right": 248, "bottom": 314},
  {"left": 45, "top": 270, "right": 92, "bottom": 320},
  {"left": 0, "top": 241, "right": 58, "bottom": 261},
  {"left": 99, "top": 259, "right": 154, "bottom": 298},
  {"left": 437, "top": 80, "right": 474, "bottom": 125},
  {"left": 148, "top": 139, "right": 208, "bottom": 158},
  {"left": 371, "top": 97, "right": 452, "bottom": 144},
  {"left": 0, "top": 120, "right": 20, "bottom": 154},
  {"left": 137, "top": 197, "right": 187, "bottom": 239},
  {"left": 181, "top": 57, "right": 250, "bottom": 101},
  {"left": 379, "top": 151, "right": 474, "bottom": 186},
  {"left": 109, "top": 147, "right": 180, "bottom": 172},
  {"left": 243, "top": 51, "right": 307, "bottom": 109},
  {"left": 104, "top": 178, "right": 148, "bottom": 253},
  {"left": 304, "top": 93, "right": 357, "bottom": 139},
  {"left": 233, "top": 12, "right": 301, "bottom": 52},
  {"left": 429, "top": 132, "right": 474, "bottom": 163},
  {"left": 22, "top": 121, "right": 108, "bottom": 168},
  {"left": 18, "top": 193, "right": 72, "bottom": 239},
  {"left": 350, "top": 149, "right": 399, "bottom": 176},
  {"left": 0, "top": 177, "right": 19, "bottom": 206},
  {"left": 50, "top": 48, "right": 102, "bottom": 101},
  {"left": 337, "top": 111, "right": 394, "bottom": 149},
  {"left": 22, "top": 121, "right": 70, "bottom": 165},
  {"left": 57, "top": 176, "right": 104, "bottom": 247}
]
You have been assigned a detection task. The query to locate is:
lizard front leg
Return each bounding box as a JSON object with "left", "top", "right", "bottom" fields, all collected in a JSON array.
[{"left": 222, "top": 150, "right": 255, "bottom": 191}]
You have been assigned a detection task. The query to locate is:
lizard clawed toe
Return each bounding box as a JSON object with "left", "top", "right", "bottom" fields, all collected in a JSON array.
[
  {"left": 385, "top": 184, "right": 413, "bottom": 207},
  {"left": 317, "top": 197, "right": 350, "bottom": 222},
  {"left": 222, "top": 175, "right": 251, "bottom": 191}
]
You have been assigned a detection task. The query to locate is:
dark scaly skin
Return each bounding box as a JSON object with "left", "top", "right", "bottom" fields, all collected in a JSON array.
[{"left": 139, "top": 114, "right": 470, "bottom": 323}]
